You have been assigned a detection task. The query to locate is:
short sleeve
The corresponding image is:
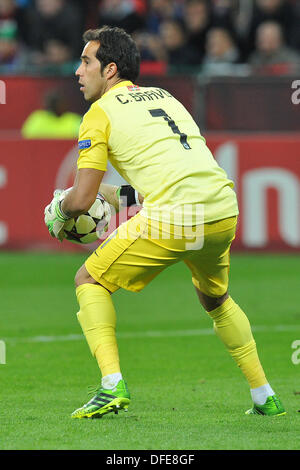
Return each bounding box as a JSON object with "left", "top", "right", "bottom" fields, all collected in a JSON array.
[{"left": 77, "top": 103, "right": 111, "bottom": 171}]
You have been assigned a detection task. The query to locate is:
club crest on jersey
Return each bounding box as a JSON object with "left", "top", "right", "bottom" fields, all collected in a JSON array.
[
  {"left": 127, "top": 85, "right": 140, "bottom": 91},
  {"left": 78, "top": 139, "right": 91, "bottom": 150}
]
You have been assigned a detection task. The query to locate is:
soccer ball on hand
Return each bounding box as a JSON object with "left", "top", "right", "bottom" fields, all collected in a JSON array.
[{"left": 63, "top": 191, "right": 111, "bottom": 244}]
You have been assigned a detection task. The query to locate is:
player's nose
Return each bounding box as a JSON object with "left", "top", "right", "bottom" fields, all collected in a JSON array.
[{"left": 75, "top": 63, "right": 82, "bottom": 77}]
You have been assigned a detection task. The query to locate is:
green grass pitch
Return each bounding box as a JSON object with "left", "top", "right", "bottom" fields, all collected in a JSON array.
[{"left": 0, "top": 251, "right": 299, "bottom": 450}]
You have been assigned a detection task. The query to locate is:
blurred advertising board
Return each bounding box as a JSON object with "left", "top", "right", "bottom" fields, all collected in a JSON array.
[{"left": 0, "top": 134, "right": 299, "bottom": 252}]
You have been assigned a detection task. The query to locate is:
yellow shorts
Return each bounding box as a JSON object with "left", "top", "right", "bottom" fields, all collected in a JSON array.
[{"left": 85, "top": 213, "right": 237, "bottom": 297}]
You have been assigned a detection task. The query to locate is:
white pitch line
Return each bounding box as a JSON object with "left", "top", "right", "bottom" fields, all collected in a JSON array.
[{"left": 2, "top": 324, "right": 299, "bottom": 344}]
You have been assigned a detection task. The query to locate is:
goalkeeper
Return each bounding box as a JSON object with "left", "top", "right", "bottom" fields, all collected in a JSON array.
[{"left": 44, "top": 26, "right": 285, "bottom": 418}]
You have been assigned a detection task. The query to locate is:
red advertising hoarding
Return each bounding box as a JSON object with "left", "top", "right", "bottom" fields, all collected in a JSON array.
[
  {"left": 208, "top": 134, "right": 300, "bottom": 251},
  {"left": 0, "top": 134, "right": 299, "bottom": 252}
]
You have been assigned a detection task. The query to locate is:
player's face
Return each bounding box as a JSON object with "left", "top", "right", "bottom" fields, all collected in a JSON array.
[{"left": 75, "top": 41, "right": 108, "bottom": 102}]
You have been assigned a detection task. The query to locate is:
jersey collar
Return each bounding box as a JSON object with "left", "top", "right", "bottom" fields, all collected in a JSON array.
[{"left": 102, "top": 80, "right": 134, "bottom": 98}]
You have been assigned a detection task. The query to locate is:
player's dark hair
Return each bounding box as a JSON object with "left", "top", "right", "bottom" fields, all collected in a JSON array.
[{"left": 83, "top": 26, "right": 140, "bottom": 82}]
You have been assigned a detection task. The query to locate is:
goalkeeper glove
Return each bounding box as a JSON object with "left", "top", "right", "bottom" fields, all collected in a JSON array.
[
  {"left": 116, "top": 185, "right": 141, "bottom": 209},
  {"left": 44, "top": 189, "right": 70, "bottom": 241}
]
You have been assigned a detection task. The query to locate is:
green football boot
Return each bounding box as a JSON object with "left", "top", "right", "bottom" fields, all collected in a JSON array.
[
  {"left": 71, "top": 379, "right": 130, "bottom": 419},
  {"left": 245, "top": 395, "right": 286, "bottom": 416}
]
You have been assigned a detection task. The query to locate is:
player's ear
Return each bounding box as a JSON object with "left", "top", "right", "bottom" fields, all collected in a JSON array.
[{"left": 104, "top": 62, "right": 118, "bottom": 79}]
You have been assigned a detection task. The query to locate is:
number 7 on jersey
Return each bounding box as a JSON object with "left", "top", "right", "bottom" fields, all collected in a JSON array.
[{"left": 149, "top": 108, "right": 191, "bottom": 150}]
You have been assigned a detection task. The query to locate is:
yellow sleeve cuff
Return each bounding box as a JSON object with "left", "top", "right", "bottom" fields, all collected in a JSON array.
[{"left": 77, "top": 162, "right": 107, "bottom": 172}]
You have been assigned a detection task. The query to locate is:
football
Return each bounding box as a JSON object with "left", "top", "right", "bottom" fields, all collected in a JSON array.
[{"left": 63, "top": 191, "right": 111, "bottom": 244}]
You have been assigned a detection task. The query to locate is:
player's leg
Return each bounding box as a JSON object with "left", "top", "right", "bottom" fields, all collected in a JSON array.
[
  {"left": 195, "top": 288, "right": 285, "bottom": 415},
  {"left": 71, "top": 214, "right": 182, "bottom": 418},
  {"left": 71, "top": 265, "right": 130, "bottom": 419},
  {"left": 185, "top": 217, "right": 286, "bottom": 416}
]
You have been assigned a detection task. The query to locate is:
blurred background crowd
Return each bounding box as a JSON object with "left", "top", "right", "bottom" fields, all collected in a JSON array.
[
  {"left": 0, "top": 0, "right": 300, "bottom": 76},
  {"left": 0, "top": 0, "right": 299, "bottom": 252}
]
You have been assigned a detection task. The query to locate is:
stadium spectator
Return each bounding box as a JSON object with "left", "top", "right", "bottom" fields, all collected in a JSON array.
[
  {"left": 0, "top": 0, "right": 17, "bottom": 20},
  {"left": 202, "top": 27, "right": 240, "bottom": 74},
  {"left": 249, "top": 21, "right": 300, "bottom": 73},
  {"left": 20, "top": 0, "right": 83, "bottom": 65},
  {"left": 246, "top": 0, "right": 296, "bottom": 56},
  {"left": 43, "top": 39, "right": 74, "bottom": 66},
  {"left": 183, "top": 0, "right": 212, "bottom": 63},
  {"left": 0, "top": 0, "right": 25, "bottom": 42},
  {"left": 136, "top": 18, "right": 200, "bottom": 67},
  {"left": 98, "top": 0, "right": 145, "bottom": 34},
  {"left": 146, "top": 0, "right": 183, "bottom": 34},
  {"left": 134, "top": 30, "right": 164, "bottom": 62},
  {"left": 21, "top": 88, "right": 82, "bottom": 139},
  {"left": 1, "top": 0, "right": 299, "bottom": 75},
  {"left": 210, "top": 0, "right": 236, "bottom": 31},
  {"left": 0, "top": 19, "right": 27, "bottom": 71},
  {"left": 159, "top": 19, "right": 201, "bottom": 66}
]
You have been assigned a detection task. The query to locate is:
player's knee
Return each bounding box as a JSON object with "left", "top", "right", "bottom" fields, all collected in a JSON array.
[
  {"left": 75, "top": 264, "right": 97, "bottom": 288},
  {"left": 195, "top": 288, "right": 228, "bottom": 312}
]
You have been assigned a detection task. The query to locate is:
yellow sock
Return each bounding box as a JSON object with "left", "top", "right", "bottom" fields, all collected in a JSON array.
[
  {"left": 76, "top": 283, "right": 120, "bottom": 377},
  {"left": 207, "top": 296, "right": 267, "bottom": 389}
]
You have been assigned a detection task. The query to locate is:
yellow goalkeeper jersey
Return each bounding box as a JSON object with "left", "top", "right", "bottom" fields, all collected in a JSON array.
[{"left": 77, "top": 80, "right": 238, "bottom": 225}]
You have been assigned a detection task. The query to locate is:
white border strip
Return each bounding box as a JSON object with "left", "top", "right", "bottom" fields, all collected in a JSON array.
[{"left": 3, "top": 324, "right": 299, "bottom": 344}]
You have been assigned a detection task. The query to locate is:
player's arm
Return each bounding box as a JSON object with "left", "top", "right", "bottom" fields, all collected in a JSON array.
[
  {"left": 99, "top": 182, "right": 144, "bottom": 212},
  {"left": 44, "top": 104, "right": 109, "bottom": 240},
  {"left": 61, "top": 168, "right": 105, "bottom": 218},
  {"left": 44, "top": 168, "right": 105, "bottom": 241},
  {"left": 60, "top": 103, "right": 109, "bottom": 218}
]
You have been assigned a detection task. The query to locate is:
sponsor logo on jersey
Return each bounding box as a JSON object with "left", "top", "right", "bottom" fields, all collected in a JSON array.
[
  {"left": 127, "top": 85, "right": 140, "bottom": 91},
  {"left": 78, "top": 139, "right": 91, "bottom": 150}
]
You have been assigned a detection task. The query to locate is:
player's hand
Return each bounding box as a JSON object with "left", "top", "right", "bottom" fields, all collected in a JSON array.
[{"left": 44, "top": 189, "right": 70, "bottom": 241}]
